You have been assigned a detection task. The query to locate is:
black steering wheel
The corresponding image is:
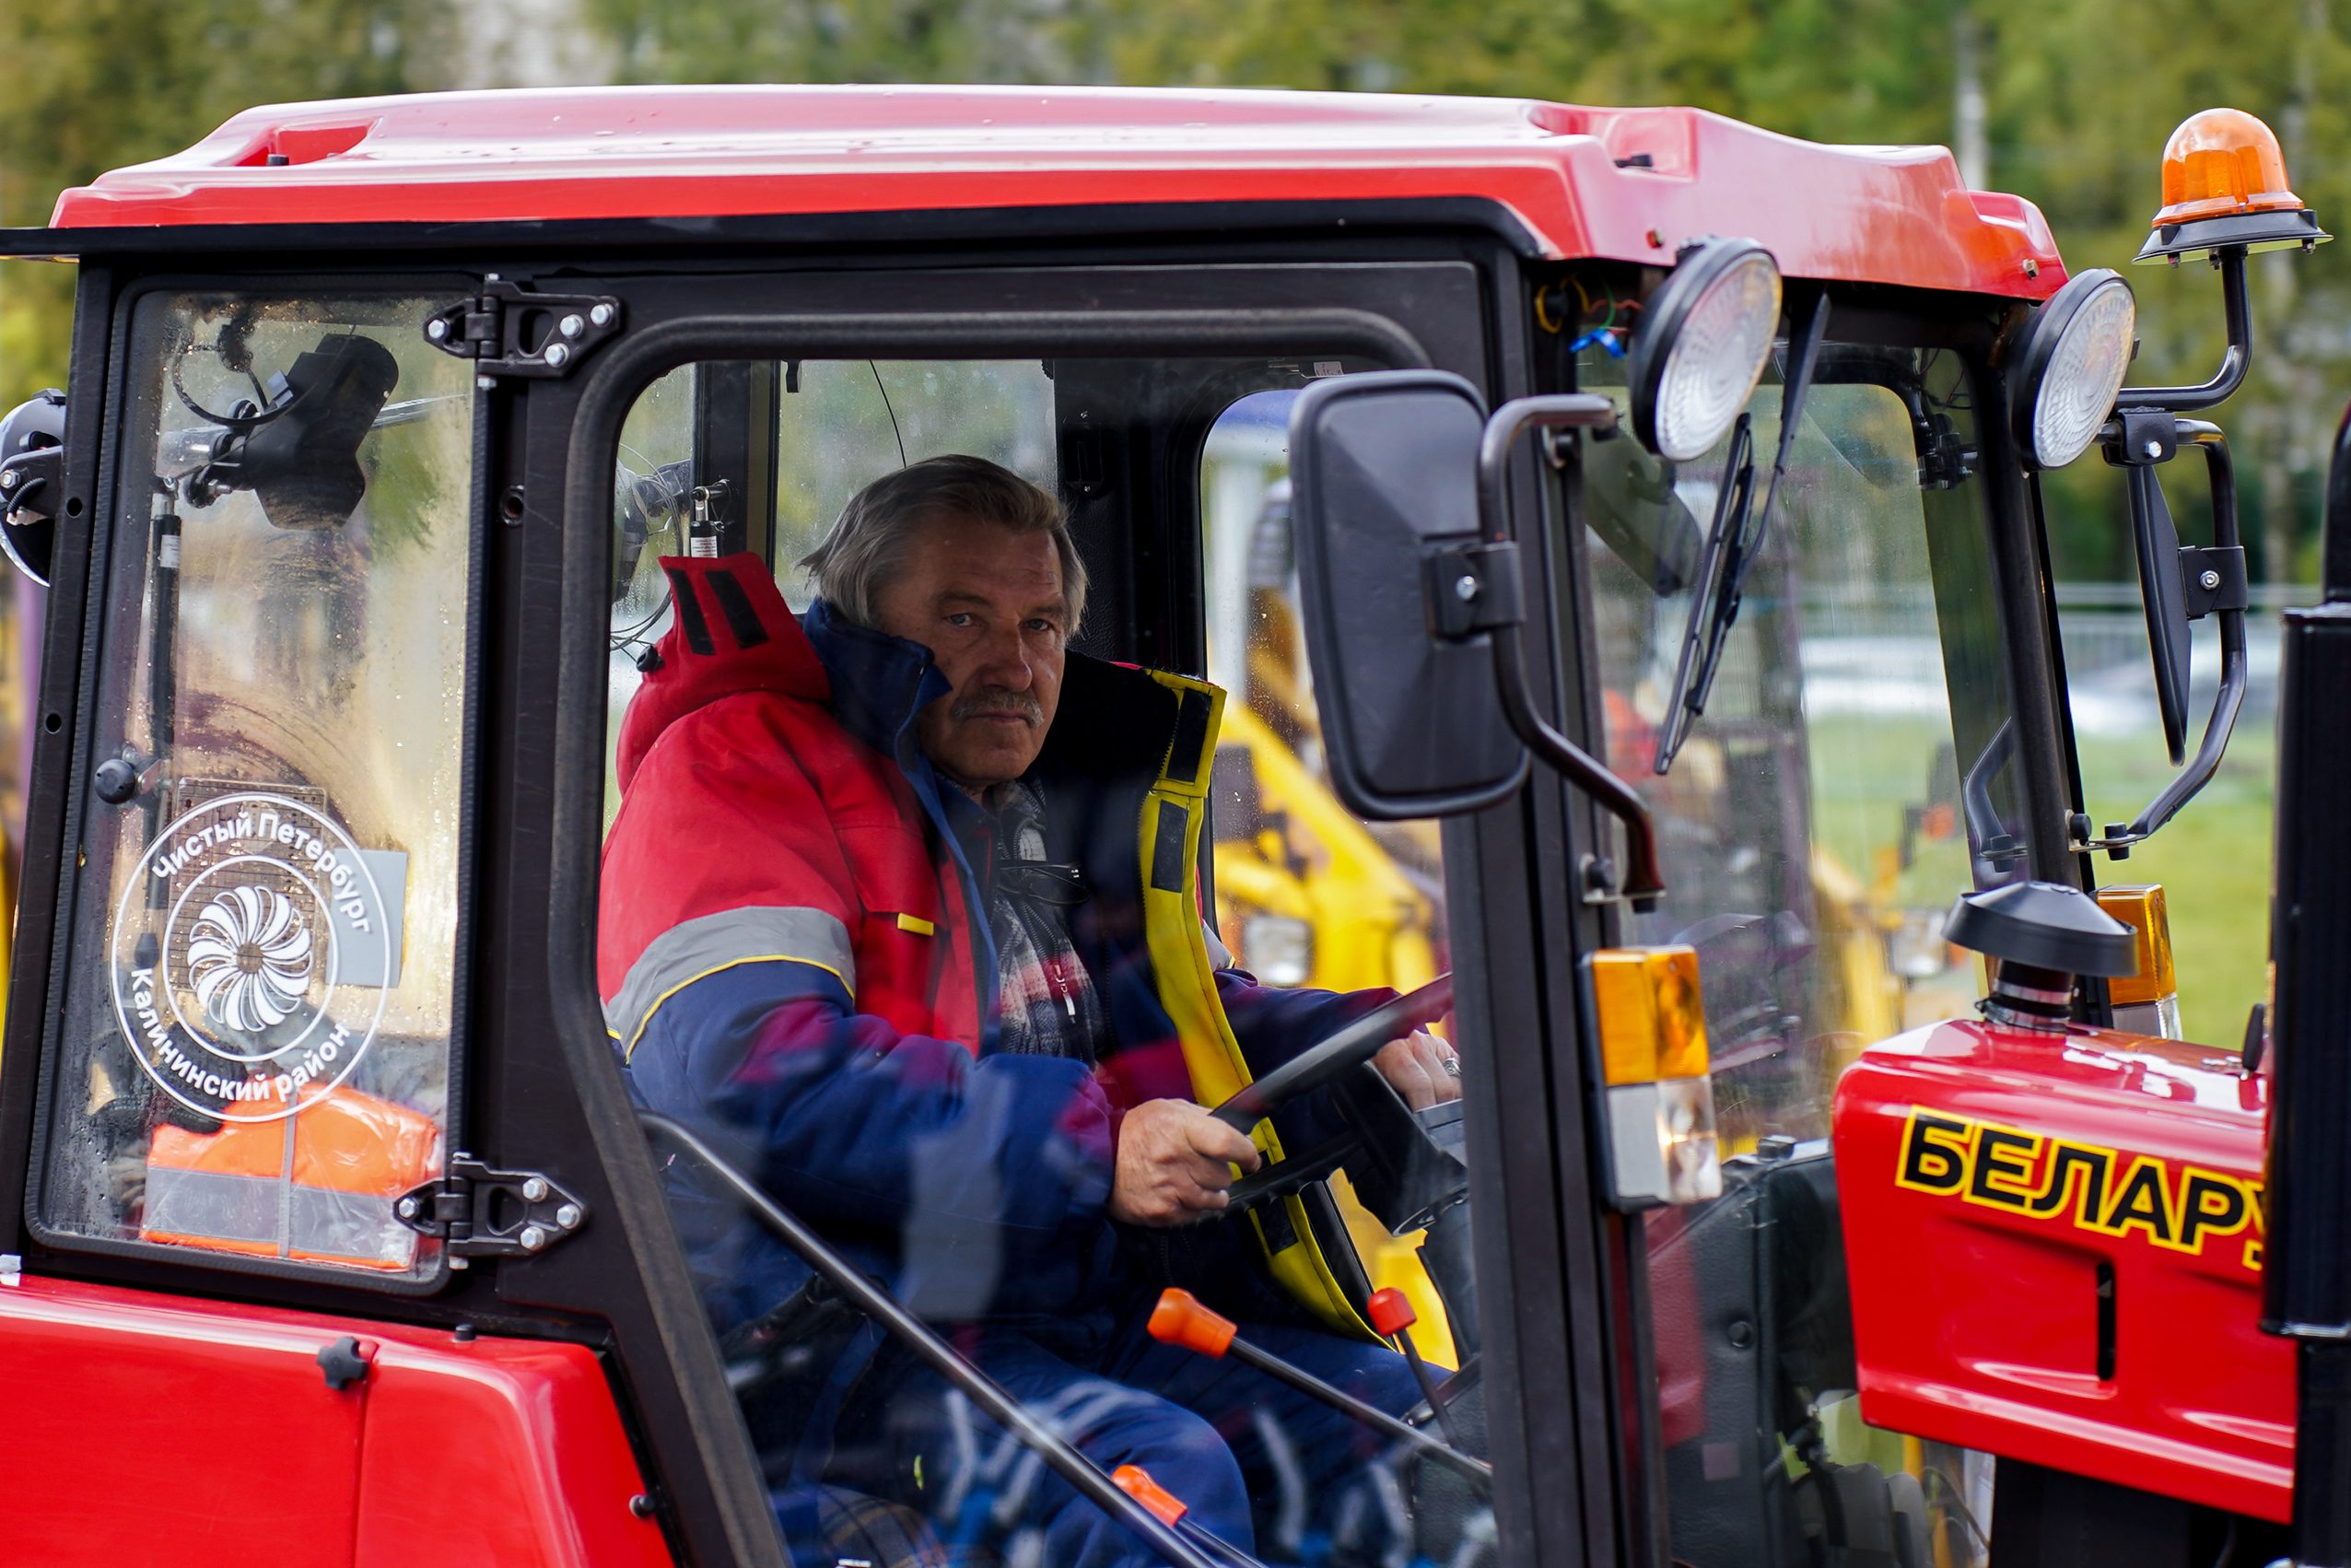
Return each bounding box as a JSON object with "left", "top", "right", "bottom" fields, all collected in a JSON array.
[
  {"left": 1210, "top": 974, "right": 1454, "bottom": 1135},
  {"left": 1207, "top": 970, "right": 1488, "bottom": 1402},
  {"left": 1202, "top": 974, "right": 1460, "bottom": 1232}
]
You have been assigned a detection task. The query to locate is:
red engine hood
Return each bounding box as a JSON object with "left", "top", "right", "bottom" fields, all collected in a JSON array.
[{"left": 1832, "top": 1016, "right": 2287, "bottom": 1520}]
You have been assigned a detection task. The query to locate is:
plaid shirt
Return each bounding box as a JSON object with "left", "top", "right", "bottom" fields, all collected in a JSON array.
[{"left": 972, "top": 779, "right": 1116, "bottom": 1066}]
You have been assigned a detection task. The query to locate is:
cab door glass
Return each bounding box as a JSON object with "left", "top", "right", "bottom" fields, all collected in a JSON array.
[
  {"left": 599, "top": 357, "right": 1497, "bottom": 1568},
  {"left": 1582, "top": 342, "right": 2007, "bottom": 1563},
  {"left": 1201, "top": 386, "right": 1462, "bottom": 1358},
  {"left": 38, "top": 291, "right": 474, "bottom": 1282},
  {"left": 607, "top": 359, "right": 1056, "bottom": 826}
]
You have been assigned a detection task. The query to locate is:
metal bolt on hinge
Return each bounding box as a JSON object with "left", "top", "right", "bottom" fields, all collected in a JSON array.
[
  {"left": 2201, "top": 568, "right": 2223, "bottom": 591},
  {"left": 1454, "top": 575, "right": 1480, "bottom": 603},
  {"left": 1, "top": 469, "right": 18, "bottom": 489},
  {"left": 591, "top": 303, "right": 615, "bottom": 327},
  {"left": 544, "top": 342, "right": 570, "bottom": 369},
  {"left": 2144, "top": 439, "right": 2163, "bottom": 459},
  {"left": 426, "top": 319, "right": 448, "bottom": 342},
  {"left": 557, "top": 313, "right": 584, "bottom": 339},
  {"left": 396, "top": 1158, "right": 585, "bottom": 1260}
]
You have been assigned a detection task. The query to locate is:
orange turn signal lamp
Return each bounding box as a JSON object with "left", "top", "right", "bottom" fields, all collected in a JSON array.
[
  {"left": 1591, "top": 945, "right": 1709, "bottom": 1086},
  {"left": 1148, "top": 1288, "right": 1237, "bottom": 1359},
  {"left": 1586, "top": 946, "right": 1722, "bottom": 1209},
  {"left": 2138, "top": 108, "right": 2330, "bottom": 263},
  {"left": 1114, "top": 1466, "right": 1190, "bottom": 1527},
  {"left": 2095, "top": 883, "right": 2182, "bottom": 1038}
]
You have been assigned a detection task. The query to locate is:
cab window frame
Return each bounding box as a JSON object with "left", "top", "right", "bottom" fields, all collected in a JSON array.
[
  {"left": 17, "top": 267, "right": 491, "bottom": 1296},
  {"left": 550, "top": 263, "right": 1602, "bottom": 1565}
]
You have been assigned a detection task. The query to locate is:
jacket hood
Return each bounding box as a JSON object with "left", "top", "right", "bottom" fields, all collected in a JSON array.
[
  {"left": 616, "top": 552, "right": 1203, "bottom": 793},
  {"left": 614, "top": 554, "right": 833, "bottom": 790}
]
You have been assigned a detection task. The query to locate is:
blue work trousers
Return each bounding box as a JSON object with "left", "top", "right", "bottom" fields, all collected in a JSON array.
[{"left": 842, "top": 1293, "right": 1424, "bottom": 1567}]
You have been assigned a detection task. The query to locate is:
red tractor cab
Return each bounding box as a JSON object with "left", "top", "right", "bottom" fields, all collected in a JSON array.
[{"left": 0, "top": 86, "right": 2330, "bottom": 1568}]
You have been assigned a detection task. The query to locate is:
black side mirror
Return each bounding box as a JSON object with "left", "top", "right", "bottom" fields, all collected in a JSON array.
[
  {"left": 1288, "top": 371, "right": 1528, "bottom": 818},
  {"left": 0, "top": 387, "right": 67, "bottom": 585},
  {"left": 182, "top": 333, "right": 402, "bottom": 531},
  {"left": 1288, "top": 371, "right": 1665, "bottom": 907},
  {"left": 2111, "top": 425, "right": 2195, "bottom": 763},
  {"left": 2076, "top": 411, "right": 2249, "bottom": 856}
]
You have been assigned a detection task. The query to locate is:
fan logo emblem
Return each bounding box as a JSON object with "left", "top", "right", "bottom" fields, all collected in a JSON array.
[
  {"left": 187, "top": 886, "right": 314, "bottom": 1032},
  {"left": 109, "top": 793, "right": 392, "bottom": 1126}
]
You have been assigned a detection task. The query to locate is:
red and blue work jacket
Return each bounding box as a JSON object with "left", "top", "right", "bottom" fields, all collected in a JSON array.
[{"left": 599, "top": 556, "right": 1384, "bottom": 1339}]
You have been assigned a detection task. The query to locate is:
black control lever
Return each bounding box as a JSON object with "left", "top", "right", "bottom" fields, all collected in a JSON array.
[
  {"left": 640, "top": 1113, "right": 1233, "bottom": 1568},
  {"left": 1147, "top": 1289, "right": 1493, "bottom": 1490}
]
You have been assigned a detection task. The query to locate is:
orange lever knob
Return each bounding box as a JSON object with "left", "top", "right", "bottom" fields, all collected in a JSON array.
[
  {"left": 1114, "top": 1464, "right": 1190, "bottom": 1526},
  {"left": 1367, "top": 1287, "right": 1418, "bottom": 1339},
  {"left": 1148, "top": 1287, "right": 1237, "bottom": 1358}
]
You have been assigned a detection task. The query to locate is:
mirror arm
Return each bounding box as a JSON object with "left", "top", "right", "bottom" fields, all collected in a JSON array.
[
  {"left": 1959, "top": 718, "right": 2020, "bottom": 861},
  {"left": 2076, "top": 422, "right": 2250, "bottom": 855},
  {"left": 638, "top": 1112, "right": 1234, "bottom": 1568},
  {"left": 1491, "top": 636, "right": 1664, "bottom": 909},
  {"left": 2115, "top": 248, "right": 2252, "bottom": 415},
  {"left": 1473, "top": 395, "right": 1665, "bottom": 910}
]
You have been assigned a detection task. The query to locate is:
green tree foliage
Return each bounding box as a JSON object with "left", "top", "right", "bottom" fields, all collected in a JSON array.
[
  {"left": 4, "top": 0, "right": 2349, "bottom": 578},
  {"left": 1082, "top": 0, "right": 2351, "bottom": 583},
  {"left": 0, "top": 0, "right": 453, "bottom": 400}
]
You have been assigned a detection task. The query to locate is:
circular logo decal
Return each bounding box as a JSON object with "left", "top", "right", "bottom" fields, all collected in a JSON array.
[
  {"left": 110, "top": 793, "right": 391, "bottom": 1125},
  {"left": 188, "top": 886, "right": 315, "bottom": 1032}
]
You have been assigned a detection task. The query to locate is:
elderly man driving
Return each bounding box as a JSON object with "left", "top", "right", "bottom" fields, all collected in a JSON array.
[{"left": 601, "top": 454, "right": 1459, "bottom": 1566}]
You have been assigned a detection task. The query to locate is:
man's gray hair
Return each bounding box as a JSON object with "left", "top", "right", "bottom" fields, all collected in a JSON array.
[{"left": 799, "top": 454, "right": 1087, "bottom": 632}]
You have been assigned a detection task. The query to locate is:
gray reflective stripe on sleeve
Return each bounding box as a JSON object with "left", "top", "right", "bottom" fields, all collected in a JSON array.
[
  {"left": 144, "top": 1167, "right": 416, "bottom": 1266},
  {"left": 607, "top": 905, "right": 857, "bottom": 1059}
]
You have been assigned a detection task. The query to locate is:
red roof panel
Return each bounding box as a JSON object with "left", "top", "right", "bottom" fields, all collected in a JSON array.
[{"left": 51, "top": 86, "right": 2064, "bottom": 298}]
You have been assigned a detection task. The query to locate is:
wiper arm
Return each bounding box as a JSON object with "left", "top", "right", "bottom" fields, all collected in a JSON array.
[
  {"left": 1654, "top": 415, "right": 1756, "bottom": 773},
  {"left": 1653, "top": 289, "right": 1834, "bottom": 775}
]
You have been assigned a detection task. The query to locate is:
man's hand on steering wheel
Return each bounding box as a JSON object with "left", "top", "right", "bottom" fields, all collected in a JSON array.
[
  {"left": 1111, "top": 1099, "right": 1263, "bottom": 1226},
  {"left": 1373, "top": 1029, "right": 1462, "bottom": 1112}
]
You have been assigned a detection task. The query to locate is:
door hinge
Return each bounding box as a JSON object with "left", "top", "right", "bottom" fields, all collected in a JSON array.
[
  {"left": 425, "top": 277, "right": 623, "bottom": 379},
  {"left": 395, "top": 1154, "right": 587, "bottom": 1266}
]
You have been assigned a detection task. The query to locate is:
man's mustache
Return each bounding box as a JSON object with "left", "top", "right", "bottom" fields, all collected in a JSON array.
[{"left": 951, "top": 689, "right": 1044, "bottom": 725}]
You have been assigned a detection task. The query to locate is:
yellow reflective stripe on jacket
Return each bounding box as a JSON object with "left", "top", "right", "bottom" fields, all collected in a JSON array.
[{"left": 1138, "top": 670, "right": 1377, "bottom": 1341}]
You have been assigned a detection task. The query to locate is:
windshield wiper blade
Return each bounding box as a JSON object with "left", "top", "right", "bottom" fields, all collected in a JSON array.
[
  {"left": 1654, "top": 415, "right": 1755, "bottom": 773},
  {"left": 1653, "top": 289, "right": 1834, "bottom": 776}
]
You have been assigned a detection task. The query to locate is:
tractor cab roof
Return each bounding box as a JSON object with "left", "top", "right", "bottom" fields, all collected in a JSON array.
[{"left": 46, "top": 84, "right": 2064, "bottom": 297}]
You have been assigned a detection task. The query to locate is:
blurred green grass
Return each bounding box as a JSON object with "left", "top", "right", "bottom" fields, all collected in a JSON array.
[
  {"left": 2076, "top": 727, "right": 2275, "bottom": 1047},
  {"left": 1802, "top": 714, "right": 2273, "bottom": 1047}
]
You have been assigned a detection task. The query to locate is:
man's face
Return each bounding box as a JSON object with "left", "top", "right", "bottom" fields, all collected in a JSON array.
[{"left": 871, "top": 510, "right": 1069, "bottom": 790}]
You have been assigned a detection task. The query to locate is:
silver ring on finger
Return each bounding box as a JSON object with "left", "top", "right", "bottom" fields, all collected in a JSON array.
[{"left": 1443, "top": 1055, "right": 1462, "bottom": 1078}]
